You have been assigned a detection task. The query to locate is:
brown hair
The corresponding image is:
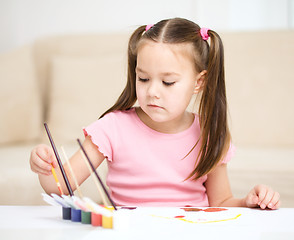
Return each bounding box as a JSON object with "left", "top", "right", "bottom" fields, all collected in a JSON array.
[{"left": 101, "top": 18, "right": 231, "bottom": 180}]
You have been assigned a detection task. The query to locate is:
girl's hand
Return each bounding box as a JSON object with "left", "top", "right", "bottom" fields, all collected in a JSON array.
[
  {"left": 245, "top": 184, "right": 280, "bottom": 210},
  {"left": 30, "top": 144, "right": 58, "bottom": 176}
]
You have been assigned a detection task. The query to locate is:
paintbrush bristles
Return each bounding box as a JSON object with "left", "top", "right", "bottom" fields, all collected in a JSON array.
[{"left": 61, "top": 146, "right": 83, "bottom": 198}]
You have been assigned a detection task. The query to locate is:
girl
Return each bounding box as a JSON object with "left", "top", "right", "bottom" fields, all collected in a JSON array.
[{"left": 30, "top": 18, "right": 280, "bottom": 209}]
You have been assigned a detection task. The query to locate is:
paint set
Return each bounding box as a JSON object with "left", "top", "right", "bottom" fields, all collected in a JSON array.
[
  {"left": 42, "top": 193, "right": 129, "bottom": 229},
  {"left": 42, "top": 123, "right": 129, "bottom": 230}
]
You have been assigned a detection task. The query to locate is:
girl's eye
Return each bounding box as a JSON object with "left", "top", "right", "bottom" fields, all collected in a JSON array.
[
  {"left": 163, "top": 81, "right": 175, "bottom": 86},
  {"left": 138, "top": 78, "right": 149, "bottom": 82}
]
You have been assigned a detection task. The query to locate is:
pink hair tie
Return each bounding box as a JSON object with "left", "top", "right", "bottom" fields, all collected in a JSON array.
[
  {"left": 145, "top": 24, "right": 154, "bottom": 32},
  {"left": 200, "top": 28, "right": 210, "bottom": 40}
]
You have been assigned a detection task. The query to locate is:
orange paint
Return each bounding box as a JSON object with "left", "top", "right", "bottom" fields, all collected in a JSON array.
[
  {"left": 181, "top": 207, "right": 228, "bottom": 212},
  {"left": 181, "top": 208, "right": 202, "bottom": 212},
  {"left": 203, "top": 208, "right": 228, "bottom": 212},
  {"left": 174, "top": 215, "right": 185, "bottom": 218}
]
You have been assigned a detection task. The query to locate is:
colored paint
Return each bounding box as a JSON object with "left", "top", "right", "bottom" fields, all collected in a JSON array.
[
  {"left": 174, "top": 215, "right": 185, "bottom": 218},
  {"left": 102, "top": 206, "right": 114, "bottom": 229},
  {"left": 102, "top": 215, "right": 113, "bottom": 229},
  {"left": 71, "top": 208, "right": 81, "bottom": 222},
  {"left": 152, "top": 213, "right": 241, "bottom": 224},
  {"left": 62, "top": 207, "right": 71, "bottom": 220},
  {"left": 181, "top": 207, "right": 228, "bottom": 212},
  {"left": 81, "top": 211, "right": 91, "bottom": 224},
  {"left": 91, "top": 212, "right": 102, "bottom": 226},
  {"left": 203, "top": 208, "right": 228, "bottom": 212},
  {"left": 181, "top": 208, "right": 203, "bottom": 212}
]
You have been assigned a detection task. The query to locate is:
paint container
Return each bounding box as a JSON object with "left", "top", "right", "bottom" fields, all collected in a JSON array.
[
  {"left": 81, "top": 210, "right": 91, "bottom": 224},
  {"left": 102, "top": 207, "right": 114, "bottom": 229},
  {"left": 91, "top": 212, "right": 102, "bottom": 226},
  {"left": 102, "top": 215, "right": 113, "bottom": 229},
  {"left": 112, "top": 209, "right": 130, "bottom": 231},
  {"left": 71, "top": 208, "right": 82, "bottom": 222},
  {"left": 62, "top": 207, "right": 71, "bottom": 220}
]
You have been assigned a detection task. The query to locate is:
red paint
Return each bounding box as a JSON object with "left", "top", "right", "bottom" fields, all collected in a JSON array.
[
  {"left": 174, "top": 215, "right": 185, "bottom": 218},
  {"left": 203, "top": 208, "right": 228, "bottom": 212},
  {"left": 181, "top": 208, "right": 202, "bottom": 212},
  {"left": 91, "top": 212, "right": 102, "bottom": 226},
  {"left": 181, "top": 207, "right": 228, "bottom": 212}
]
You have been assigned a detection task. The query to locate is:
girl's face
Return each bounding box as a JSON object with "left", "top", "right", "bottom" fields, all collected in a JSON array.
[{"left": 136, "top": 41, "right": 201, "bottom": 128}]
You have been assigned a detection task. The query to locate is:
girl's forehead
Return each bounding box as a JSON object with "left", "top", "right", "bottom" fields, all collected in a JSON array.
[
  {"left": 138, "top": 40, "right": 194, "bottom": 55},
  {"left": 136, "top": 40, "right": 197, "bottom": 75},
  {"left": 137, "top": 40, "right": 195, "bottom": 64}
]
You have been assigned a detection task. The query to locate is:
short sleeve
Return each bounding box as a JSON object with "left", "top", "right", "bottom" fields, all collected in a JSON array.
[
  {"left": 220, "top": 143, "right": 236, "bottom": 165},
  {"left": 83, "top": 113, "right": 115, "bottom": 161}
]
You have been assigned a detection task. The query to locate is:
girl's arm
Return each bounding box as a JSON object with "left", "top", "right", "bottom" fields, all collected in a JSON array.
[
  {"left": 30, "top": 135, "right": 105, "bottom": 195},
  {"left": 205, "top": 164, "right": 280, "bottom": 209}
]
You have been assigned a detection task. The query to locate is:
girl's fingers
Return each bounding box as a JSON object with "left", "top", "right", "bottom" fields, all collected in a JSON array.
[
  {"left": 246, "top": 185, "right": 281, "bottom": 210},
  {"left": 254, "top": 185, "right": 267, "bottom": 206},
  {"left": 30, "top": 150, "right": 53, "bottom": 174},
  {"left": 37, "top": 145, "right": 58, "bottom": 168},
  {"left": 255, "top": 185, "right": 280, "bottom": 210},
  {"left": 31, "top": 161, "right": 52, "bottom": 175},
  {"left": 272, "top": 200, "right": 281, "bottom": 210},
  {"left": 51, "top": 159, "right": 58, "bottom": 168},
  {"left": 259, "top": 187, "right": 273, "bottom": 209},
  {"left": 268, "top": 192, "right": 281, "bottom": 209},
  {"left": 36, "top": 145, "right": 54, "bottom": 164},
  {"left": 245, "top": 190, "right": 259, "bottom": 207}
]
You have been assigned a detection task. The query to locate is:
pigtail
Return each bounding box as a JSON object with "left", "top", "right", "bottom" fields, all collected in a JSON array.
[
  {"left": 100, "top": 26, "right": 146, "bottom": 118},
  {"left": 188, "top": 30, "right": 231, "bottom": 180}
]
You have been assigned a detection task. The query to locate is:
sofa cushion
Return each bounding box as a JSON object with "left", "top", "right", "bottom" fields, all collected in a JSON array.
[
  {"left": 47, "top": 54, "right": 126, "bottom": 143},
  {"left": 0, "top": 45, "right": 42, "bottom": 144},
  {"left": 223, "top": 31, "right": 294, "bottom": 147},
  {"left": 33, "top": 34, "right": 129, "bottom": 122}
]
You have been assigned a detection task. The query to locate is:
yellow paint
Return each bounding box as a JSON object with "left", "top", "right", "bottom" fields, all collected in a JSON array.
[
  {"left": 102, "top": 206, "right": 114, "bottom": 229},
  {"left": 151, "top": 213, "right": 241, "bottom": 224},
  {"left": 102, "top": 215, "right": 113, "bottom": 228}
]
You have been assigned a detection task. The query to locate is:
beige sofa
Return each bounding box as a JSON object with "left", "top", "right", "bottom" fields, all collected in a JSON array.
[{"left": 0, "top": 31, "right": 293, "bottom": 206}]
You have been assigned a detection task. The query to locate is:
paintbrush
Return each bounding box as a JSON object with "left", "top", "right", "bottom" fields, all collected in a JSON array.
[
  {"left": 77, "top": 138, "right": 117, "bottom": 210},
  {"left": 61, "top": 146, "right": 83, "bottom": 198},
  {"left": 51, "top": 165, "right": 64, "bottom": 195},
  {"left": 79, "top": 149, "right": 108, "bottom": 206},
  {"left": 44, "top": 123, "right": 74, "bottom": 196}
]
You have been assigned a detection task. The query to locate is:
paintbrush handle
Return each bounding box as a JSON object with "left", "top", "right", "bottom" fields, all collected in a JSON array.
[
  {"left": 44, "top": 123, "right": 74, "bottom": 196},
  {"left": 77, "top": 138, "right": 117, "bottom": 210},
  {"left": 61, "top": 146, "right": 83, "bottom": 198},
  {"left": 51, "top": 167, "right": 64, "bottom": 195}
]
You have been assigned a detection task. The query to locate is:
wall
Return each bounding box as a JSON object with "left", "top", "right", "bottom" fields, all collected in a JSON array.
[
  {"left": 0, "top": 0, "right": 293, "bottom": 53},
  {"left": 0, "top": 0, "right": 293, "bottom": 147}
]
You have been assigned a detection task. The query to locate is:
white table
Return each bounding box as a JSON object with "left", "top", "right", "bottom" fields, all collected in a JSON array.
[{"left": 0, "top": 206, "right": 293, "bottom": 240}]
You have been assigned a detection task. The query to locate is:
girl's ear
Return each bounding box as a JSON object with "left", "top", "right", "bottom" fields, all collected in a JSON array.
[{"left": 194, "top": 70, "right": 207, "bottom": 94}]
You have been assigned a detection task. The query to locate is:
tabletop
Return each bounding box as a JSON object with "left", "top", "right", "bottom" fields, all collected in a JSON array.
[{"left": 0, "top": 206, "right": 293, "bottom": 240}]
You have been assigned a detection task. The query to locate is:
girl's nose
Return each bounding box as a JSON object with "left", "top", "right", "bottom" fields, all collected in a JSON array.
[{"left": 147, "top": 81, "right": 160, "bottom": 98}]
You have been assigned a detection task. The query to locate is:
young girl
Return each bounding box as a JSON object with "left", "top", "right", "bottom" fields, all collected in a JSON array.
[{"left": 30, "top": 18, "right": 280, "bottom": 209}]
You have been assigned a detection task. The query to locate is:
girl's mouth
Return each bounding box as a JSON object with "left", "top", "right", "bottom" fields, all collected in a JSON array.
[{"left": 148, "top": 104, "right": 163, "bottom": 109}]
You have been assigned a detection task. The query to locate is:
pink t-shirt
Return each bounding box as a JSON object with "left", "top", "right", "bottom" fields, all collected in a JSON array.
[{"left": 84, "top": 108, "right": 234, "bottom": 207}]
